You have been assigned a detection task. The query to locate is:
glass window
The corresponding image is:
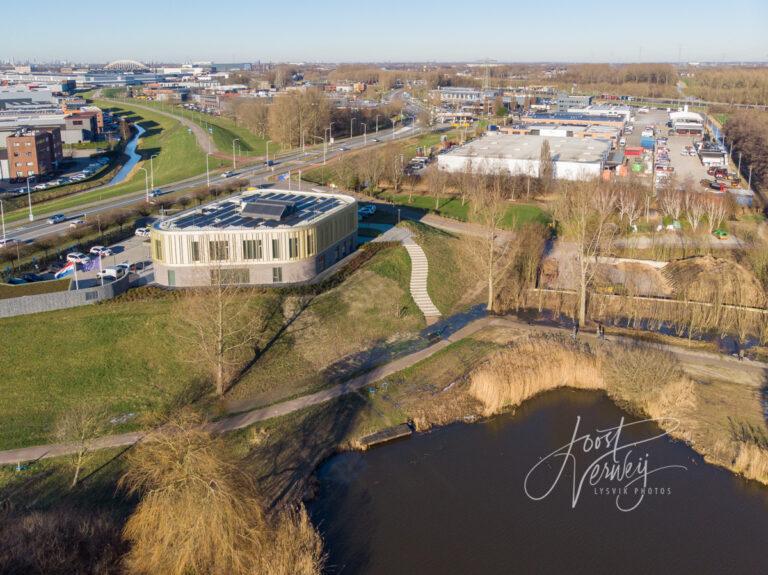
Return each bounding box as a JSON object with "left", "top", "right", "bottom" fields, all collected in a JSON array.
[
  {"left": 167, "top": 270, "right": 176, "bottom": 286},
  {"left": 243, "top": 239, "right": 263, "bottom": 260},
  {"left": 289, "top": 237, "right": 299, "bottom": 259},
  {"left": 190, "top": 241, "right": 200, "bottom": 262},
  {"left": 211, "top": 268, "right": 248, "bottom": 285},
  {"left": 272, "top": 238, "right": 280, "bottom": 259},
  {"left": 209, "top": 240, "right": 229, "bottom": 261},
  {"left": 153, "top": 239, "right": 162, "bottom": 260},
  {"left": 272, "top": 267, "right": 282, "bottom": 283}
]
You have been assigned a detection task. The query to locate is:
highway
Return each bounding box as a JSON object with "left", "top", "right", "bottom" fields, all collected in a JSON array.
[{"left": 4, "top": 119, "right": 431, "bottom": 244}]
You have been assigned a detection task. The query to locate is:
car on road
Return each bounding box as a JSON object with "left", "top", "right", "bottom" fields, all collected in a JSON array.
[
  {"left": 619, "top": 137, "right": 626, "bottom": 147},
  {"left": 47, "top": 214, "right": 66, "bottom": 224},
  {"left": 358, "top": 204, "right": 377, "bottom": 218},
  {"left": 338, "top": 147, "right": 349, "bottom": 151},
  {"left": 71, "top": 173, "right": 87, "bottom": 181},
  {"left": 89, "top": 245, "right": 113, "bottom": 257},
  {"left": 372, "top": 138, "right": 381, "bottom": 143},
  {"left": 69, "top": 219, "right": 87, "bottom": 229},
  {"left": 149, "top": 189, "right": 164, "bottom": 198},
  {"left": 0, "top": 237, "right": 19, "bottom": 248},
  {"left": 66, "top": 252, "right": 90, "bottom": 264},
  {"left": 33, "top": 183, "right": 49, "bottom": 191},
  {"left": 134, "top": 227, "right": 151, "bottom": 237},
  {"left": 96, "top": 267, "right": 126, "bottom": 280},
  {"left": 221, "top": 171, "right": 235, "bottom": 178}
]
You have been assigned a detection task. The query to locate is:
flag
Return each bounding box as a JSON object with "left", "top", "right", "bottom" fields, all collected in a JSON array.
[
  {"left": 55, "top": 262, "right": 75, "bottom": 279},
  {"left": 83, "top": 257, "right": 100, "bottom": 272}
]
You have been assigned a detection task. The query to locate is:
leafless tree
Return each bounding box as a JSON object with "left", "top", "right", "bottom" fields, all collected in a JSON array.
[
  {"left": 555, "top": 181, "right": 617, "bottom": 327},
  {"left": 684, "top": 191, "right": 706, "bottom": 232},
  {"left": 704, "top": 195, "right": 729, "bottom": 233},
  {"left": 539, "top": 140, "right": 555, "bottom": 193},
  {"left": 382, "top": 144, "right": 406, "bottom": 196},
  {"left": 54, "top": 405, "right": 107, "bottom": 488},
  {"left": 424, "top": 163, "right": 449, "bottom": 210},
  {"left": 657, "top": 181, "right": 684, "bottom": 222},
  {"left": 176, "top": 266, "right": 271, "bottom": 396},
  {"left": 616, "top": 183, "right": 644, "bottom": 229}
]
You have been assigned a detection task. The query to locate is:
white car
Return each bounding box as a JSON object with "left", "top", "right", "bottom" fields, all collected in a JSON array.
[
  {"left": 66, "top": 252, "right": 90, "bottom": 264},
  {"left": 69, "top": 219, "right": 86, "bottom": 229},
  {"left": 221, "top": 171, "right": 235, "bottom": 178},
  {"left": 96, "top": 267, "right": 126, "bottom": 280},
  {"left": 0, "top": 238, "right": 19, "bottom": 248},
  {"left": 134, "top": 227, "right": 151, "bottom": 237},
  {"left": 89, "top": 245, "right": 113, "bottom": 257}
]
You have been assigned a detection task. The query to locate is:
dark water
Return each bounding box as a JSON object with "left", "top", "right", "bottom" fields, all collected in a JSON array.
[{"left": 309, "top": 390, "right": 768, "bottom": 574}]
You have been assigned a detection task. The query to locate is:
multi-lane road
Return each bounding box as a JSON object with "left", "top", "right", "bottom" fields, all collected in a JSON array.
[{"left": 5, "top": 118, "right": 430, "bottom": 244}]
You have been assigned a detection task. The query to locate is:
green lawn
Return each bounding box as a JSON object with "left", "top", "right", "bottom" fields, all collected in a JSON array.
[
  {"left": 127, "top": 100, "right": 271, "bottom": 156},
  {"left": 0, "top": 297, "right": 197, "bottom": 450},
  {"left": 0, "top": 244, "right": 426, "bottom": 449},
  {"left": 383, "top": 193, "right": 550, "bottom": 229},
  {"left": 2, "top": 100, "right": 228, "bottom": 224}
]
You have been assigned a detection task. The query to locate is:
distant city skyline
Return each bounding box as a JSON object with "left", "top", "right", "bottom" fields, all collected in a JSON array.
[{"left": 1, "top": 0, "right": 767, "bottom": 64}]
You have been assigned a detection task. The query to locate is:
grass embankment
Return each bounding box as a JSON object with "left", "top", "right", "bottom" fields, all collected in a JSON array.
[
  {"left": 383, "top": 193, "right": 550, "bottom": 229},
  {"left": 2, "top": 101, "right": 227, "bottom": 224},
  {"left": 0, "top": 278, "right": 70, "bottom": 299},
  {"left": 0, "top": 243, "right": 424, "bottom": 449},
  {"left": 126, "top": 100, "right": 271, "bottom": 156},
  {"left": 404, "top": 221, "right": 484, "bottom": 315}
]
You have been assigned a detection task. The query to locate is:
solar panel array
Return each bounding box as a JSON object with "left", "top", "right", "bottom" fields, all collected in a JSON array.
[{"left": 169, "top": 192, "right": 345, "bottom": 230}]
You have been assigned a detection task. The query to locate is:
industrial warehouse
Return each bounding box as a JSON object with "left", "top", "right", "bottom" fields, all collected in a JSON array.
[
  {"left": 150, "top": 189, "right": 357, "bottom": 287},
  {"left": 437, "top": 133, "right": 612, "bottom": 180}
]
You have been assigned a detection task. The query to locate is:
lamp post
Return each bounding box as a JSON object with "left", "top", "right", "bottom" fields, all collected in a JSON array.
[
  {"left": 748, "top": 165, "right": 753, "bottom": 191},
  {"left": 0, "top": 199, "right": 5, "bottom": 245},
  {"left": 232, "top": 138, "right": 240, "bottom": 170},
  {"left": 738, "top": 151, "right": 742, "bottom": 176},
  {"left": 266, "top": 140, "right": 272, "bottom": 164},
  {"left": 391, "top": 116, "right": 397, "bottom": 140},
  {"left": 361, "top": 123, "right": 367, "bottom": 145},
  {"left": 26, "top": 176, "right": 34, "bottom": 222},
  {"left": 150, "top": 153, "right": 158, "bottom": 190},
  {"left": 138, "top": 167, "right": 150, "bottom": 202},
  {"left": 350, "top": 117, "right": 355, "bottom": 140},
  {"left": 206, "top": 152, "right": 213, "bottom": 188},
  {"left": 310, "top": 134, "right": 326, "bottom": 164},
  {"left": 375, "top": 114, "right": 381, "bottom": 133}
]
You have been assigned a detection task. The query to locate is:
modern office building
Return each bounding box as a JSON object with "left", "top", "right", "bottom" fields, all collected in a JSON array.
[
  {"left": 5, "top": 128, "right": 63, "bottom": 180},
  {"left": 151, "top": 189, "right": 358, "bottom": 287},
  {"left": 437, "top": 133, "right": 611, "bottom": 181},
  {"left": 556, "top": 92, "right": 593, "bottom": 111}
]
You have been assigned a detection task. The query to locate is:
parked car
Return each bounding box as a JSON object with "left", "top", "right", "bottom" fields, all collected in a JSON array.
[
  {"left": 47, "top": 214, "right": 66, "bottom": 224},
  {"left": 358, "top": 204, "right": 377, "bottom": 217},
  {"left": 33, "top": 183, "right": 49, "bottom": 191},
  {"left": 21, "top": 273, "right": 45, "bottom": 282},
  {"left": 89, "top": 245, "right": 113, "bottom": 257},
  {"left": 134, "top": 227, "right": 151, "bottom": 237},
  {"left": 6, "top": 277, "right": 27, "bottom": 285},
  {"left": 96, "top": 267, "right": 126, "bottom": 280},
  {"left": 66, "top": 252, "right": 90, "bottom": 264},
  {"left": 619, "top": 137, "right": 626, "bottom": 147}
]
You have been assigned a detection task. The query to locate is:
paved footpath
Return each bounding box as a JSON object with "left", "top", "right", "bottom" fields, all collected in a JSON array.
[{"left": 2, "top": 315, "right": 763, "bottom": 466}]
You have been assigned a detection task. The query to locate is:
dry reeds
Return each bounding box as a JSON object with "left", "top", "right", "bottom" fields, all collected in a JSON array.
[
  {"left": 469, "top": 335, "right": 603, "bottom": 415},
  {"left": 710, "top": 440, "right": 768, "bottom": 485}
]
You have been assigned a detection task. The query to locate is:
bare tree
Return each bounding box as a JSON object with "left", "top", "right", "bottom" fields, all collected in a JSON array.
[
  {"left": 704, "top": 195, "right": 728, "bottom": 233},
  {"left": 539, "top": 140, "right": 555, "bottom": 193},
  {"left": 176, "top": 267, "right": 270, "bottom": 396},
  {"left": 471, "top": 174, "right": 514, "bottom": 311},
  {"left": 657, "top": 182, "right": 684, "bottom": 222},
  {"left": 684, "top": 191, "right": 706, "bottom": 232},
  {"left": 555, "top": 181, "right": 617, "bottom": 327},
  {"left": 616, "top": 183, "right": 644, "bottom": 230},
  {"left": 359, "top": 147, "right": 385, "bottom": 193},
  {"left": 54, "top": 405, "right": 107, "bottom": 488},
  {"left": 382, "top": 144, "right": 406, "bottom": 196},
  {"left": 424, "top": 163, "right": 449, "bottom": 210}
]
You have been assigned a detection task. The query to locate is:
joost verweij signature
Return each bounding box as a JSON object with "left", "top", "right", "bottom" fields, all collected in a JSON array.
[{"left": 524, "top": 416, "right": 687, "bottom": 512}]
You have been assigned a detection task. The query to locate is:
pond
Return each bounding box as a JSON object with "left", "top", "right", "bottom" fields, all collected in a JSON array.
[{"left": 310, "top": 390, "right": 768, "bottom": 574}]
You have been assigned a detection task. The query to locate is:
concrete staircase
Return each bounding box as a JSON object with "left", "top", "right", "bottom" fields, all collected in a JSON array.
[{"left": 402, "top": 237, "right": 441, "bottom": 321}]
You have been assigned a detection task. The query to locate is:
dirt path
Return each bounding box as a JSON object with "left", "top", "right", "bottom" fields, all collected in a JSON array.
[{"left": 1, "top": 315, "right": 763, "bottom": 466}]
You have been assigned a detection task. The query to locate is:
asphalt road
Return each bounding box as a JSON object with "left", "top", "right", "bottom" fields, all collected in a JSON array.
[{"left": 5, "top": 120, "right": 430, "bottom": 244}]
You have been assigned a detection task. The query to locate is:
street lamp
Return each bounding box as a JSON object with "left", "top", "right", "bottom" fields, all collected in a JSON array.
[
  {"left": 265, "top": 140, "right": 272, "bottom": 164},
  {"left": 350, "top": 117, "right": 355, "bottom": 140},
  {"left": 150, "top": 153, "right": 158, "bottom": 190},
  {"left": 0, "top": 199, "right": 5, "bottom": 245},
  {"left": 361, "top": 123, "right": 367, "bottom": 145},
  {"left": 138, "top": 167, "right": 150, "bottom": 202},
  {"left": 375, "top": 114, "right": 381, "bottom": 133},
  {"left": 391, "top": 116, "right": 397, "bottom": 140},
  {"left": 26, "top": 176, "right": 34, "bottom": 222},
  {"left": 310, "top": 134, "right": 326, "bottom": 164},
  {"left": 206, "top": 152, "right": 213, "bottom": 188},
  {"left": 232, "top": 138, "right": 240, "bottom": 170}
]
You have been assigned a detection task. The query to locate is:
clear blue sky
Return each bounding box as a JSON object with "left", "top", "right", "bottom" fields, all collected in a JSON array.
[{"left": 2, "top": 0, "right": 767, "bottom": 64}]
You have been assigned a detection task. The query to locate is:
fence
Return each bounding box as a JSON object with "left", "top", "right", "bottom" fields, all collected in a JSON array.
[{"left": 0, "top": 273, "right": 131, "bottom": 318}]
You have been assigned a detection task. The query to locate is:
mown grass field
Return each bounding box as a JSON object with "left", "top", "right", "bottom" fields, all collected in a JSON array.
[
  {"left": 382, "top": 193, "right": 551, "bottom": 229},
  {"left": 0, "top": 244, "right": 426, "bottom": 449},
  {"left": 2, "top": 100, "right": 227, "bottom": 224},
  {"left": 127, "top": 100, "right": 271, "bottom": 156}
]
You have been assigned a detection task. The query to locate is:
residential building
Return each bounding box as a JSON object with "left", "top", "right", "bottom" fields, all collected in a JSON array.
[
  {"left": 151, "top": 189, "right": 358, "bottom": 287},
  {"left": 6, "top": 128, "right": 63, "bottom": 180}
]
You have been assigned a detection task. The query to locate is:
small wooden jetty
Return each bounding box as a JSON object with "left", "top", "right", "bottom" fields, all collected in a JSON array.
[{"left": 358, "top": 423, "right": 413, "bottom": 449}]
